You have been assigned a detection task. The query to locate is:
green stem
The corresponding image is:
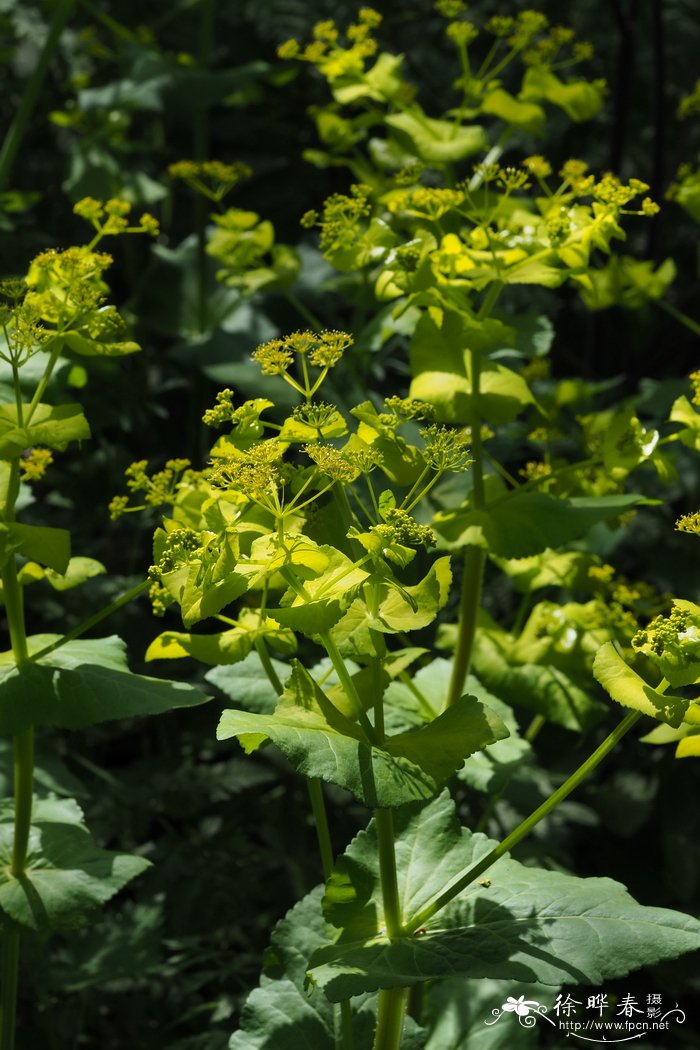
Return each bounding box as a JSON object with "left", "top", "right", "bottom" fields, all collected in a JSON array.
[
  {"left": 28, "top": 579, "right": 150, "bottom": 665},
  {"left": 656, "top": 298, "right": 700, "bottom": 338},
  {"left": 444, "top": 284, "right": 503, "bottom": 710},
  {"left": 254, "top": 636, "right": 351, "bottom": 1049},
  {"left": 253, "top": 636, "right": 283, "bottom": 696},
  {"left": 374, "top": 808, "right": 402, "bottom": 939},
  {"left": 25, "top": 339, "right": 64, "bottom": 425},
  {"left": 319, "top": 632, "right": 377, "bottom": 741},
  {"left": 373, "top": 812, "right": 407, "bottom": 1047},
  {"left": 307, "top": 778, "right": 334, "bottom": 880},
  {"left": 0, "top": 0, "right": 77, "bottom": 192},
  {"left": 405, "top": 710, "right": 642, "bottom": 933},
  {"left": 444, "top": 545, "right": 486, "bottom": 709},
  {"left": 284, "top": 289, "right": 323, "bottom": 331},
  {"left": 11, "top": 729, "right": 34, "bottom": 877},
  {"left": 373, "top": 988, "right": 406, "bottom": 1050},
  {"left": 0, "top": 549, "right": 33, "bottom": 1050}
]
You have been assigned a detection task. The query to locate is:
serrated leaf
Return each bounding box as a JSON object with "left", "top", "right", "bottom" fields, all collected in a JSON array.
[
  {"left": 217, "top": 693, "right": 506, "bottom": 807},
  {"left": 592, "top": 642, "right": 689, "bottom": 727},
  {"left": 0, "top": 635, "right": 210, "bottom": 735},
  {"left": 308, "top": 792, "right": 700, "bottom": 1000},
  {"left": 470, "top": 627, "right": 606, "bottom": 731},
  {"left": 231, "top": 886, "right": 422, "bottom": 1050},
  {"left": 0, "top": 797, "right": 150, "bottom": 933},
  {"left": 424, "top": 977, "right": 555, "bottom": 1050},
  {"left": 492, "top": 550, "right": 595, "bottom": 593},
  {"left": 434, "top": 492, "right": 650, "bottom": 557},
  {"left": 206, "top": 651, "right": 291, "bottom": 714}
]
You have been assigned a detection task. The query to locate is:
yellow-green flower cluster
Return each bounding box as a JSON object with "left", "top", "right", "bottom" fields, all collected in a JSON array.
[
  {"left": 252, "top": 330, "right": 352, "bottom": 376},
  {"left": 109, "top": 458, "right": 192, "bottom": 519},
  {"left": 304, "top": 443, "right": 359, "bottom": 482},
  {"left": 305, "top": 184, "right": 373, "bottom": 255},
  {"left": 168, "top": 160, "right": 251, "bottom": 202},
  {"left": 388, "top": 186, "right": 464, "bottom": 221},
  {"left": 421, "top": 424, "right": 472, "bottom": 472},
  {"left": 676, "top": 510, "right": 700, "bottom": 536},
  {"left": 209, "top": 442, "right": 285, "bottom": 501},
  {"left": 384, "top": 396, "right": 435, "bottom": 421},
  {"left": 276, "top": 8, "right": 382, "bottom": 78},
  {"left": 20, "top": 447, "right": 53, "bottom": 481},
  {"left": 378, "top": 506, "right": 436, "bottom": 548},
  {"left": 202, "top": 388, "right": 236, "bottom": 428},
  {"left": 73, "top": 197, "right": 159, "bottom": 239}
]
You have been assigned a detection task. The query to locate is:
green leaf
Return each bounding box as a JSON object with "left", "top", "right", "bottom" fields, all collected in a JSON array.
[
  {"left": 492, "top": 550, "right": 596, "bottom": 593},
  {"left": 0, "top": 636, "right": 210, "bottom": 736},
  {"left": 279, "top": 408, "right": 347, "bottom": 442},
  {"left": 385, "top": 111, "right": 488, "bottom": 165},
  {"left": 18, "top": 556, "right": 106, "bottom": 591},
  {"left": 308, "top": 792, "right": 700, "bottom": 999},
  {"left": 268, "top": 598, "right": 345, "bottom": 634},
  {"left": 4, "top": 523, "right": 71, "bottom": 573},
  {"left": 409, "top": 310, "right": 536, "bottom": 424},
  {"left": 217, "top": 691, "right": 506, "bottom": 807},
  {"left": 206, "top": 651, "right": 290, "bottom": 714},
  {"left": 0, "top": 402, "right": 90, "bottom": 458},
  {"left": 469, "top": 625, "right": 606, "bottom": 731},
  {"left": 0, "top": 797, "right": 150, "bottom": 933},
  {"left": 423, "top": 977, "right": 554, "bottom": 1050},
  {"left": 602, "top": 410, "right": 659, "bottom": 476},
  {"left": 592, "top": 642, "right": 689, "bottom": 727},
  {"left": 434, "top": 492, "right": 650, "bottom": 557},
  {"left": 231, "top": 886, "right": 424, "bottom": 1049},
  {"left": 481, "top": 88, "right": 545, "bottom": 132},
  {"left": 146, "top": 628, "right": 254, "bottom": 666},
  {"left": 230, "top": 887, "right": 338, "bottom": 1050},
  {"left": 521, "top": 68, "right": 605, "bottom": 122},
  {"left": 670, "top": 394, "right": 700, "bottom": 451},
  {"left": 62, "top": 330, "right": 141, "bottom": 358}
]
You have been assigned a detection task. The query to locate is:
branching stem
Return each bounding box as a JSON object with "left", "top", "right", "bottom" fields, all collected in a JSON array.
[{"left": 405, "top": 710, "right": 642, "bottom": 933}]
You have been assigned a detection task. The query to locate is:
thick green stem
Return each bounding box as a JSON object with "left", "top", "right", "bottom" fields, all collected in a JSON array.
[
  {"left": 405, "top": 710, "right": 642, "bottom": 933},
  {"left": 373, "top": 988, "right": 406, "bottom": 1050},
  {"left": 374, "top": 808, "right": 402, "bottom": 939},
  {"left": 0, "top": 548, "right": 33, "bottom": 1050},
  {"left": 444, "top": 284, "right": 502, "bottom": 710},
  {"left": 0, "top": 0, "right": 77, "bottom": 192},
  {"left": 254, "top": 636, "right": 351, "bottom": 1048},
  {"left": 11, "top": 730, "right": 34, "bottom": 877},
  {"left": 445, "top": 545, "right": 486, "bottom": 709},
  {"left": 319, "top": 632, "right": 377, "bottom": 741}
]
